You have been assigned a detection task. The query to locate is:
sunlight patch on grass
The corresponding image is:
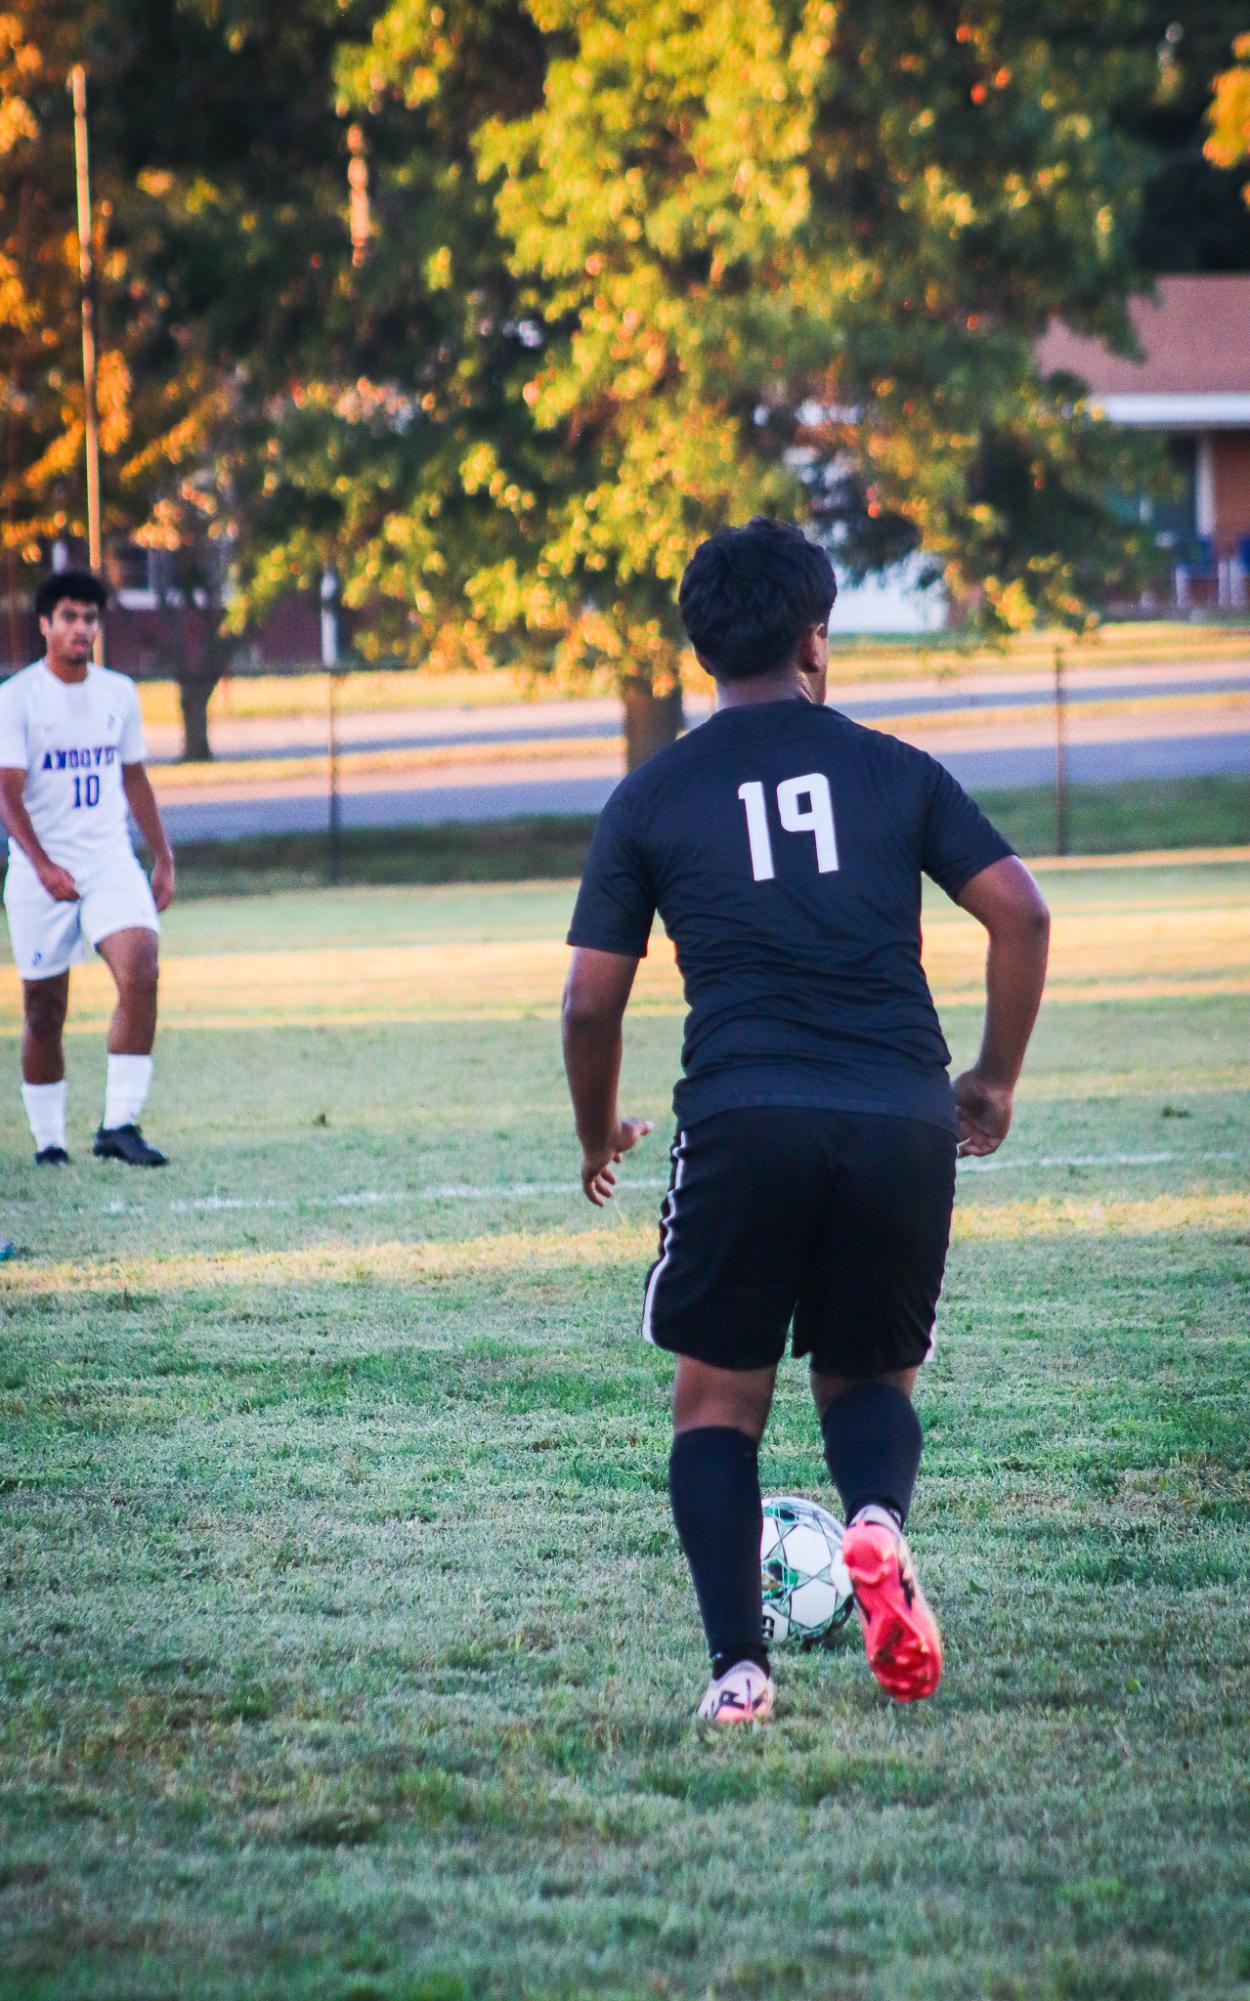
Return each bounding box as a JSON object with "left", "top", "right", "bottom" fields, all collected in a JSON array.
[
  {"left": 6, "top": 1190, "right": 1246, "bottom": 1302},
  {"left": 3, "top": 883, "right": 1247, "bottom": 1032},
  {"left": 952, "top": 1190, "right": 1250, "bottom": 1240},
  {"left": 0, "top": 1224, "right": 642, "bottom": 1298}
]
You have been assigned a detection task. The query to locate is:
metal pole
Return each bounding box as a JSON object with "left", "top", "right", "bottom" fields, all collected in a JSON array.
[
  {"left": 1053, "top": 643, "right": 1069, "bottom": 858},
  {"left": 347, "top": 124, "right": 371, "bottom": 268},
  {"left": 4, "top": 395, "right": 21, "bottom": 669},
  {"left": 321, "top": 567, "right": 342, "bottom": 886},
  {"left": 70, "top": 66, "right": 103, "bottom": 652}
]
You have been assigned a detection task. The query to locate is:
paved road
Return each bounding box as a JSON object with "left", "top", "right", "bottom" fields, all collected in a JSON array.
[
  {"left": 146, "top": 659, "right": 1250, "bottom": 765},
  {"left": 144, "top": 655, "right": 1250, "bottom": 842},
  {"left": 157, "top": 729, "right": 1250, "bottom": 844}
]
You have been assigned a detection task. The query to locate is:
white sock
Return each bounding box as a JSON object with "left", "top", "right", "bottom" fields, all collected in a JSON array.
[
  {"left": 22, "top": 1079, "right": 68, "bottom": 1151},
  {"left": 104, "top": 1054, "right": 153, "bottom": 1130},
  {"left": 850, "top": 1503, "right": 903, "bottom": 1535}
]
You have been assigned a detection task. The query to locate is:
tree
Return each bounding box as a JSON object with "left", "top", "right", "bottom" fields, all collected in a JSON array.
[
  {"left": 0, "top": 6, "right": 132, "bottom": 634},
  {"left": 481, "top": 1, "right": 1168, "bottom": 637},
  {"left": 0, "top": 1, "right": 372, "bottom": 756},
  {"left": 274, "top": 0, "right": 1162, "bottom": 762},
  {"left": 2, "top": 2, "right": 1178, "bottom": 771},
  {"left": 227, "top": 4, "right": 557, "bottom": 684}
]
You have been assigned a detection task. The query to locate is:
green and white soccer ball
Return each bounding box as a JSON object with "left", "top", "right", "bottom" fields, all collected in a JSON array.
[{"left": 760, "top": 1494, "right": 855, "bottom": 1646}]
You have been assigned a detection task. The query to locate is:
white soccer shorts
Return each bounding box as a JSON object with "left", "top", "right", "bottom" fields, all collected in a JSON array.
[{"left": 3, "top": 851, "right": 159, "bottom": 981}]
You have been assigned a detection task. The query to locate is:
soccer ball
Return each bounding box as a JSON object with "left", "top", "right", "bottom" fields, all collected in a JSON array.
[{"left": 760, "top": 1494, "right": 855, "bottom": 1646}]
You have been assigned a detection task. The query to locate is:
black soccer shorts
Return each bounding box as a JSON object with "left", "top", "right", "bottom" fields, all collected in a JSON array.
[{"left": 641, "top": 1106, "right": 957, "bottom": 1377}]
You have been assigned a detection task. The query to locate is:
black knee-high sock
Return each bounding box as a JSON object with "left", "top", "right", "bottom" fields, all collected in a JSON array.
[
  {"left": 668, "top": 1427, "right": 768, "bottom": 1678},
  {"left": 821, "top": 1384, "right": 922, "bottom": 1526}
]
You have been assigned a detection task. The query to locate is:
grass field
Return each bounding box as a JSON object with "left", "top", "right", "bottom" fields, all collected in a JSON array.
[{"left": 2, "top": 857, "right": 1249, "bottom": 2000}]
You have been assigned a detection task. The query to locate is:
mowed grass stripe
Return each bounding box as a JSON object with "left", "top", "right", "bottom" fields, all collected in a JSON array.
[
  {"left": 5, "top": 1191, "right": 1247, "bottom": 1302},
  {"left": 2, "top": 865, "right": 1249, "bottom": 2000},
  {"left": 2, "top": 864, "right": 1248, "bottom": 1031}
]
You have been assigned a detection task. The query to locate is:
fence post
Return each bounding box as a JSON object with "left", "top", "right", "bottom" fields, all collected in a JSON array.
[
  {"left": 1053, "top": 642, "right": 1069, "bottom": 858},
  {"left": 321, "top": 567, "right": 342, "bottom": 886}
]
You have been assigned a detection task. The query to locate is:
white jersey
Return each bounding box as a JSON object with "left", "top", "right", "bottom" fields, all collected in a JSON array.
[{"left": 0, "top": 659, "right": 146, "bottom": 883}]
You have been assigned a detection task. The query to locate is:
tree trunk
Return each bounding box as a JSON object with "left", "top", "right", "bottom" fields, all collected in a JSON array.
[
  {"left": 620, "top": 674, "right": 683, "bottom": 770},
  {"left": 178, "top": 674, "right": 218, "bottom": 763}
]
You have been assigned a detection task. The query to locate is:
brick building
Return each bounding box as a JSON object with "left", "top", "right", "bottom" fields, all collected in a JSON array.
[{"left": 1036, "top": 274, "right": 1250, "bottom": 607}]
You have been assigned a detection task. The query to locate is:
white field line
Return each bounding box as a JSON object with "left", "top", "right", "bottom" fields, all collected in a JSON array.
[{"left": 24, "top": 1146, "right": 1238, "bottom": 1220}]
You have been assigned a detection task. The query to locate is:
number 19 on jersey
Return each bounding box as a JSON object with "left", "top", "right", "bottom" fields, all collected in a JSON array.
[{"left": 738, "top": 773, "right": 839, "bottom": 882}]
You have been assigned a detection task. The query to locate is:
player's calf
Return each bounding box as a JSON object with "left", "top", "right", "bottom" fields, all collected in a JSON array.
[
  {"left": 20, "top": 975, "right": 70, "bottom": 1160},
  {"left": 95, "top": 931, "right": 166, "bottom": 1164},
  {"left": 819, "top": 1377, "right": 941, "bottom": 1700},
  {"left": 669, "top": 1420, "right": 774, "bottom": 1722}
]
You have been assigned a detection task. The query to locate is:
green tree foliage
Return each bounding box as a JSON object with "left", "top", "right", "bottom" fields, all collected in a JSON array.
[
  {"left": 237, "top": 0, "right": 551, "bottom": 687},
  {"left": 309, "top": 0, "right": 1163, "bottom": 753},
  {"left": 3, "top": 1, "right": 1178, "bottom": 766}
]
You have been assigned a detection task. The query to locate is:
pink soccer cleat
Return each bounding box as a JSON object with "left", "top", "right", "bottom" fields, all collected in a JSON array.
[{"left": 842, "top": 1519, "right": 943, "bottom": 1703}]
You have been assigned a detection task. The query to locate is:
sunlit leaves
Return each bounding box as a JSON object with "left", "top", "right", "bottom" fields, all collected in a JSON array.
[{"left": 1205, "top": 32, "right": 1250, "bottom": 204}]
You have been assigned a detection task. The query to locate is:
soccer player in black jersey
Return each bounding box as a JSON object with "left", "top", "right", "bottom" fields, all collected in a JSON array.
[{"left": 563, "top": 518, "right": 1049, "bottom": 1725}]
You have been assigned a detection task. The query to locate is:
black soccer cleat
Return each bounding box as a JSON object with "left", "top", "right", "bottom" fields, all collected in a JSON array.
[
  {"left": 93, "top": 1123, "right": 168, "bottom": 1168},
  {"left": 34, "top": 1145, "right": 71, "bottom": 1166}
]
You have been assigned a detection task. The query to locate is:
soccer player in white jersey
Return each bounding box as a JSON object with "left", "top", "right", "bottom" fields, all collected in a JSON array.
[{"left": 0, "top": 571, "right": 175, "bottom": 1166}]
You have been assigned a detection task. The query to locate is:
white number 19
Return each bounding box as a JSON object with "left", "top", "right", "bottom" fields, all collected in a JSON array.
[{"left": 737, "top": 773, "right": 839, "bottom": 882}]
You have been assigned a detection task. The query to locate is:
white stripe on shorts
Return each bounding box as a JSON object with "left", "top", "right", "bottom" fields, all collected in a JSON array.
[{"left": 641, "top": 1130, "right": 688, "bottom": 1346}]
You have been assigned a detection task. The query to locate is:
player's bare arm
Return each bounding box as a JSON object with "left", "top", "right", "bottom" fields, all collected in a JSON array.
[
  {"left": 952, "top": 855, "right": 1050, "bottom": 1158},
  {"left": 0, "top": 767, "right": 79, "bottom": 901},
  {"left": 121, "top": 764, "right": 176, "bottom": 912},
  {"left": 561, "top": 946, "right": 652, "bottom": 1205}
]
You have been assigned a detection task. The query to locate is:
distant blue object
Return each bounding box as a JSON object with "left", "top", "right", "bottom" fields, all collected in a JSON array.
[
  {"left": 1176, "top": 534, "right": 1216, "bottom": 577},
  {"left": 0, "top": 1238, "right": 15, "bottom": 1262},
  {"left": 1237, "top": 534, "right": 1250, "bottom": 573},
  {"left": 1174, "top": 534, "right": 1219, "bottom": 606}
]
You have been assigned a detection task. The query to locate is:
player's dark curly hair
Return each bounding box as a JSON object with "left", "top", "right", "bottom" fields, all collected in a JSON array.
[
  {"left": 34, "top": 569, "right": 109, "bottom": 621},
  {"left": 678, "top": 518, "right": 837, "bottom": 682}
]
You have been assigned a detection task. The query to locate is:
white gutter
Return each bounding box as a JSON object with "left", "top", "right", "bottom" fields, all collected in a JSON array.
[{"left": 1094, "top": 392, "right": 1250, "bottom": 427}]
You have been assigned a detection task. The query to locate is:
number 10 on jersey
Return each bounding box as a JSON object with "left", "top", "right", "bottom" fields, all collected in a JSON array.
[{"left": 738, "top": 774, "right": 839, "bottom": 881}]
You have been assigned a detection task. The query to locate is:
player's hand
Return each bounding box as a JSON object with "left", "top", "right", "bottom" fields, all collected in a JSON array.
[
  {"left": 37, "top": 860, "right": 79, "bottom": 903},
  {"left": 953, "top": 1069, "right": 1013, "bottom": 1158},
  {"left": 151, "top": 855, "right": 176, "bottom": 912},
  {"left": 580, "top": 1117, "right": 653, "bottom": 1206}
]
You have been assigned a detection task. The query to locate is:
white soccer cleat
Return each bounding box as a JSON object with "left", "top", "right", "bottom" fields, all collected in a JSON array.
[{"left": 696, "top": 1660, "right": 775, "bottom": 1725}]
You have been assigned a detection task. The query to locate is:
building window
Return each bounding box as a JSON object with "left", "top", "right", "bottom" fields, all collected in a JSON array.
[
  {"left": 1145, "top": 438, "right": 1199, "bottom": 554},
  {"left": 106, "top": 543, "right": 159, "bottom": 609}
]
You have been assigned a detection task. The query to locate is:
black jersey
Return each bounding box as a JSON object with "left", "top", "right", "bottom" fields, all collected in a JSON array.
[{"left": 567, "top": 698, "right": 1012, "bottom": 1133}]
